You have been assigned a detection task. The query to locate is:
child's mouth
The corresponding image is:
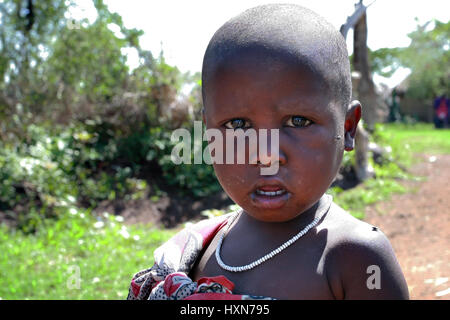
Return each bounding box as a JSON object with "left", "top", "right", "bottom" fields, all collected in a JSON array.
[
  {"left": 251, "top": 185, "right": 290, "bottom": 209},
  {"left": 255, "top": 188, "right": 286, "bottom": 196}
]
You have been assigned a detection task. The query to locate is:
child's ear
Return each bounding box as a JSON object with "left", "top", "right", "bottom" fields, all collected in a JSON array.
[{"left": 344, "top": 100, "right": 362, "bottom": 151}]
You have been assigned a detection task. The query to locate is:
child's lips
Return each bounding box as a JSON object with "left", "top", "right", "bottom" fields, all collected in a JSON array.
[
  {"left": 250, "top": 180, "right": 290, "bottom": 209},
  {"left": 251, "top": 188, "right": 290, "bottom": 209}
]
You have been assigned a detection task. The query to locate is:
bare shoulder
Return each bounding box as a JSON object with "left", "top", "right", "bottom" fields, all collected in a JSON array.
[
  {"left": 320, "top": 202, "right": 410, "bottom": 300},
  {"left": 322, "top": 202, "right": 388, "bottom": 245}
]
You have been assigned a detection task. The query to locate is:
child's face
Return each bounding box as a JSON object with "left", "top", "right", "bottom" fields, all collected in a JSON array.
[{"left": 203, "top": 54, "right": 347, "bottom": 222}]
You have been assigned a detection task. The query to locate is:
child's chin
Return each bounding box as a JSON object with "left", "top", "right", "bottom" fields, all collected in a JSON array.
[{"left": 246, "top": 209, "right": 297, "bottom": 223}]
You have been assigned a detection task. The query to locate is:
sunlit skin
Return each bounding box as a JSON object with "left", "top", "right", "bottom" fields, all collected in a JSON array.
[{"left": 189, "top": 50, "right": 409, "bottom": 299}]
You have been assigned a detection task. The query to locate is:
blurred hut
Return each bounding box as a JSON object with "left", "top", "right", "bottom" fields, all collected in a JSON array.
[{"left": 394, "top": 76, "right": 434, "bottom": 122}]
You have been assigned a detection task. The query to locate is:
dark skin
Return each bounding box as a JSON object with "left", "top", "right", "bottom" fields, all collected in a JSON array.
[{"left": 190, "top": 51, "right": 409, "bottom": 299}]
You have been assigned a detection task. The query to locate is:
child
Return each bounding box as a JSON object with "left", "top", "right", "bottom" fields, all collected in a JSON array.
[{"left": 127, "top": 4, "right": 409, "bottom": 300}]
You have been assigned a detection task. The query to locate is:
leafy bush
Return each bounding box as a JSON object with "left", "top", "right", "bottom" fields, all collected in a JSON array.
[
  {"left": 0, "top": 123, "right": 149, "bottom": 231},
  {"left": 0, "top": 118, "right": 224, "bottom": 232},
  {"left": 146, "top": 126, "right": 222, "bottom": 198}
]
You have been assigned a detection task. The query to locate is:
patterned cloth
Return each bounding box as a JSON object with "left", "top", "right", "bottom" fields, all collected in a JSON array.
[{"left": 126, "top": 213, "right": 274, "bottom": 300}]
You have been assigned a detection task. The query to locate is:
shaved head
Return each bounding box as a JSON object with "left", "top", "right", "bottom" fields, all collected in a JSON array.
[{"left": 202, "top": 3, "right": 351, "bottom": 112}]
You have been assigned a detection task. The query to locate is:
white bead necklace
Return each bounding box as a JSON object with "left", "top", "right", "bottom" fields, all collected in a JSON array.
[{"left": 215, "top": 208, "right": 326, "bottom": 272}]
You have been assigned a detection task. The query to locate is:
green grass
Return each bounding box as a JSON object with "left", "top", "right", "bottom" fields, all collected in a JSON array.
[
  {"left": 329, "top": 123, "right": 450, "bottom": 218},
  {"left": 1, "top": 122, "right": 448, "bottom": 299},
  {"left": 374, "top": 123, "right": 450, "bottom": 163},
  {"left": 0, "top": 208, "right": 176, "bottom": 299}
]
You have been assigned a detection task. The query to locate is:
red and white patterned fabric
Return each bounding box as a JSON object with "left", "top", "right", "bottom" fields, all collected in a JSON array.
[{"left": 127, "top": 213, "right": 274, "bottom": 300}]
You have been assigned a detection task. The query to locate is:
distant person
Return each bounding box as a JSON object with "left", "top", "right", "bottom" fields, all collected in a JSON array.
[
  {"left": 127, "top": 4, "right": 409, "bottom": 300},
  {"left": 389, "top": 88, "right": 402, "bottom": 122},
  {"left": 434, "top": 95, "right": 449, "bottom": 128}
]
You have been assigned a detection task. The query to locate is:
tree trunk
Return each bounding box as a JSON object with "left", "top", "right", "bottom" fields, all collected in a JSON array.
[
  {"left": 355, "top": 122, "right": 374, "bottom": 181},
  {"left": 353, "top": 12, "right": 382, "bottom": 132},
  {"left": 341, "top": 2, "right": 385, "bottom": 182},
  {"left": 351, "top": 71, "right": 375, "bottom": 182},
  {"left": 352, "top": 12, "right": 376, "bottom": 181}
]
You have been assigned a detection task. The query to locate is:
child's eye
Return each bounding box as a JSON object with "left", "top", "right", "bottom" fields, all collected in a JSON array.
[
  {"left": 224, "top": 118, "right": 251, "bottom": 130},
  {"left": 285, "top": 116, "right": 313, "bottom": 128}
]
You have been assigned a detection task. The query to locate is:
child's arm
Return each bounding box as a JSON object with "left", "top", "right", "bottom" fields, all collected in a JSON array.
[{"left": 327, "top": 227, "right": 410, "bottom": 300}]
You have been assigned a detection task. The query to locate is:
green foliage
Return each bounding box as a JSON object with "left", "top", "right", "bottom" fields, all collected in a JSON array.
[
  {"left": 401, "top": 20, "right": 449, "bottom": 100},
  {"left": 146, "top": 126, "right": 222, "bottom": 198},
  {"left": 0, "top": 124, "right": 151, "bottom": 232},
  {"left": 368, "top": 47, "right": 405, "bottom": 78},
  {"left": 0, "top": 0, "right": 72, "bottom": 122},
  {"left": 47, "top": 19, "right": 130, "bottom": 103},
  {"left": 0, "top": 119, "right": 222, "bottom": 233},
  {"left": 0, "top": 0, "right": 199, "bottom": 140},
  {"left": 0, "top": 0, "right": 215, "bottom": 229},
  {"left": 368, "top": 20, "right": 449, "bottom": 101}
]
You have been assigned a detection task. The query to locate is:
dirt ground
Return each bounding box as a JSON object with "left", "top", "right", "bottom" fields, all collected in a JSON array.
[{"left": 363, "top": 154, "right": 450, "bottom": 300}]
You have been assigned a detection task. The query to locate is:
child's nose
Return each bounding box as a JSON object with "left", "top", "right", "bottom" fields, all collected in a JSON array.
[
  {"left": 256, "top": 150, "right": 287, "bottom": 167},
  {"left": 248, "top": 133, "right": 287, "bottom": 167}
]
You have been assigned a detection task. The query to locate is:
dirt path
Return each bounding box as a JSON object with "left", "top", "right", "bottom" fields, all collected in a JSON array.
[{"left": 363, "top": 154, "right": 450, "bottom": 300}]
